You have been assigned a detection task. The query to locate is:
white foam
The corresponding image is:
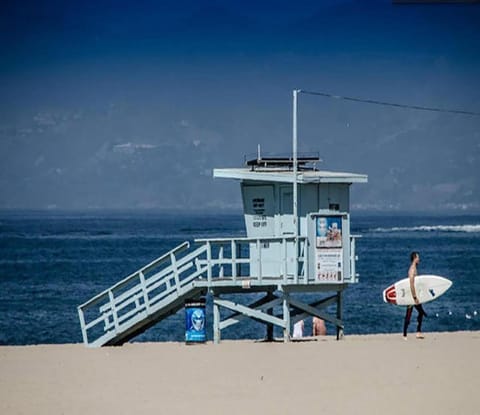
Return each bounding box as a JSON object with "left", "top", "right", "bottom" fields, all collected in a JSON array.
[{"left": 373, "top": 224, "right": 480, "bottom": 233}]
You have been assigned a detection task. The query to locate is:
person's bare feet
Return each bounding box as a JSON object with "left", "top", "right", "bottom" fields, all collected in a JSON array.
[{"left": 416, "top": 333, "right": 425, "bottom": 339}]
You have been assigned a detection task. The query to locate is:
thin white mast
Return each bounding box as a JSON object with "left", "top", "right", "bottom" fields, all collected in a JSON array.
[{"left": 292, "top": 89, "right": 300, "bottom": 282}]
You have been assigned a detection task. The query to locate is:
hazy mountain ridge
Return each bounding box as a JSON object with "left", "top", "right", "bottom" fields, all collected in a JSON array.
[{"left": 0, "top": 1, "right": 478, "bottom": 212}]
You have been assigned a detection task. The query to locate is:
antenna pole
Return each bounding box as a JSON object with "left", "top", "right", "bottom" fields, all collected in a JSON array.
[{"left": 293, "top": 89, "right": 299, "bottom": 282}]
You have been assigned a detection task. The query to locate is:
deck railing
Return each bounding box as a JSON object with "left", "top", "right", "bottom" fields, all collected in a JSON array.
[{"left": 194, "top": 235, "right": 308, "bottom": 284}]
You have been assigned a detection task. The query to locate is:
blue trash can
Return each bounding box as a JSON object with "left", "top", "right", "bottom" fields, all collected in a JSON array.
[{"left": 185, "top": 298, "right": 206, "bottom": 344}]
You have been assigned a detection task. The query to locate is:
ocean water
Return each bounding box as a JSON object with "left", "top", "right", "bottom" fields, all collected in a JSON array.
[{"left": 0, "top": 211, "right": 479, "bottom": 345}]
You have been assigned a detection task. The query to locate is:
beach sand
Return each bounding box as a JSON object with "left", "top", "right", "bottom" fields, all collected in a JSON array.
[{"left": 1, "top": 331, "right": 479, "bottom": 414}]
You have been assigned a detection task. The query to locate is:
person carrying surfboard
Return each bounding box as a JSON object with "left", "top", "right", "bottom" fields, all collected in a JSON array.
[{"left": 403, "top": 252, "right": 427, "bottom": 340}]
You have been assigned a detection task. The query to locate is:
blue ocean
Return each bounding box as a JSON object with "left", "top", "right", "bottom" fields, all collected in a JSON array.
[{"left": 1, "top": 211, "right": 479, "bottom": 345}]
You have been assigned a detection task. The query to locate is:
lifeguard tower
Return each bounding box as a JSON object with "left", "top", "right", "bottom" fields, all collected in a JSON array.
[
  {"left": 208, "top": 153, "right": 367, "bottom": 342},
  {"left": 77, "top": 91, "right": 368, "bottom": 346}
]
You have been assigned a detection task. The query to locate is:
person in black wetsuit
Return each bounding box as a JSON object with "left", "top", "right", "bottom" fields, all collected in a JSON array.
[{"left": 403, "top": 251, "right": 427, "bottom": 339}]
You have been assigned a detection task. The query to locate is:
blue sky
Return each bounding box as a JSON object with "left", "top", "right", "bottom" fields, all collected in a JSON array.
[{"left": 1, "top": 1, "right": 479, "bottom": 211}]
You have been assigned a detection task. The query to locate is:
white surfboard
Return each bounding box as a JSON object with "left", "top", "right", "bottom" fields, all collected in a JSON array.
[{"left": 383, "top": 275, "right": 452, "bottom": 306}]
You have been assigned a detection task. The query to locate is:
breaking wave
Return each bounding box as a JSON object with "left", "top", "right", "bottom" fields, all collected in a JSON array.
[{"left": 373, "top": 224, "right": 480, "bottom": 233}]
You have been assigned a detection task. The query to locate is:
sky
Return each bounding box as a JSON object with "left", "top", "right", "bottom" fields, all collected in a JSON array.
[{"left": 1, "top": 0, "right": 479, "bottom": 212}]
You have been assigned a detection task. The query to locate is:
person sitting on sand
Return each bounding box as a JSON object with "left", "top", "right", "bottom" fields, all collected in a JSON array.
[
  {"left": 293, "top": 320, "right": 304, "bottom": 338},
  {"left": 312, "top": 317, "right": 326, "bottom": 336}
]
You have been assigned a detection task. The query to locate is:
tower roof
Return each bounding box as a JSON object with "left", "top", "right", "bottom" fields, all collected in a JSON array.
[{"left": 213, "top": 168, "right": 368, "bottom": 184}]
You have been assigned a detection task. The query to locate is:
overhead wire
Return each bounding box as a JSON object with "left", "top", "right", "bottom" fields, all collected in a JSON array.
[{"left": 299, "top": 89, "right": 480, "bottom": 116}]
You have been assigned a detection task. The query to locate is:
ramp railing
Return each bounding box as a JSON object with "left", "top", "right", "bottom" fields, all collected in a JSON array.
[{"left": 78, "top": 241, "right": 209, "bottom": 346}]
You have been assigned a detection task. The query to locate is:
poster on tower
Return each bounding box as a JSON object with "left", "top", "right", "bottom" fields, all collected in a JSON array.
[
  {"left": 315, "top": 216, "right": 343, "bottom": 282},
  {"left": 316, "top": 248, "right": 343, "bottom": 281},
  {"left": 316, "top": 216, "right": 342, "bottom": 248}
]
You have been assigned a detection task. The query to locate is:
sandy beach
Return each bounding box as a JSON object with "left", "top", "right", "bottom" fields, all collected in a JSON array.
[{"left": 1, "top": 331, "right": 479, "bottom": 415}]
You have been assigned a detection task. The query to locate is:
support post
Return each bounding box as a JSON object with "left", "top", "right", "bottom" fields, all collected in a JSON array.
[
  {"left": 170, "top": 252, "right": 180, "bottom": 293},
  {"left": 231, "top": 240, "right": 237, "bottom": 282},
  {"left": 108, "top": 290, "right": 119, "bottom": 332},
  {"left": 139, "top": 271, "right": 150, "bottom": 313},
  {"left": 256, "top": 239, "right": 262, "bottom": 282},
  {"left": 77, "top": 307, "right": 88, "bottom": 345},
  {"left": 283, "top": 289, "right": 291, "bottom": 342},
  {"left": 336, "top": 289, "right": 344, "bottom": 340},
  {"left": 213, "top": 295, "right": 220, "bottom": 344},
  {"left": 206, "top": 241, "right": 212, "bottom": 284},
  {"left": 265, "top": 291, "right": 274, "bottom": 341}
]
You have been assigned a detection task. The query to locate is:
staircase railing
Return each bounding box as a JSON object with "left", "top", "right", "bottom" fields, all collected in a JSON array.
[{"left": 78, "top": 241, "right": 206, "bottom": 346}]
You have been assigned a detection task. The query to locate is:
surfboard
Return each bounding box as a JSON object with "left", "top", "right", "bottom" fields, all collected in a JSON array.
[{"left": 383, "top": 275, "right": 452, "bottom": 306}]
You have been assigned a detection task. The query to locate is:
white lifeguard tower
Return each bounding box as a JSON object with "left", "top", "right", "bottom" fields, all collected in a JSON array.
[
  {"left": 207, "top": 154, "right": 367, "bottom": 341},
  {"left": 77, "top": 91, "right": 368, "bottom": 346}
]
